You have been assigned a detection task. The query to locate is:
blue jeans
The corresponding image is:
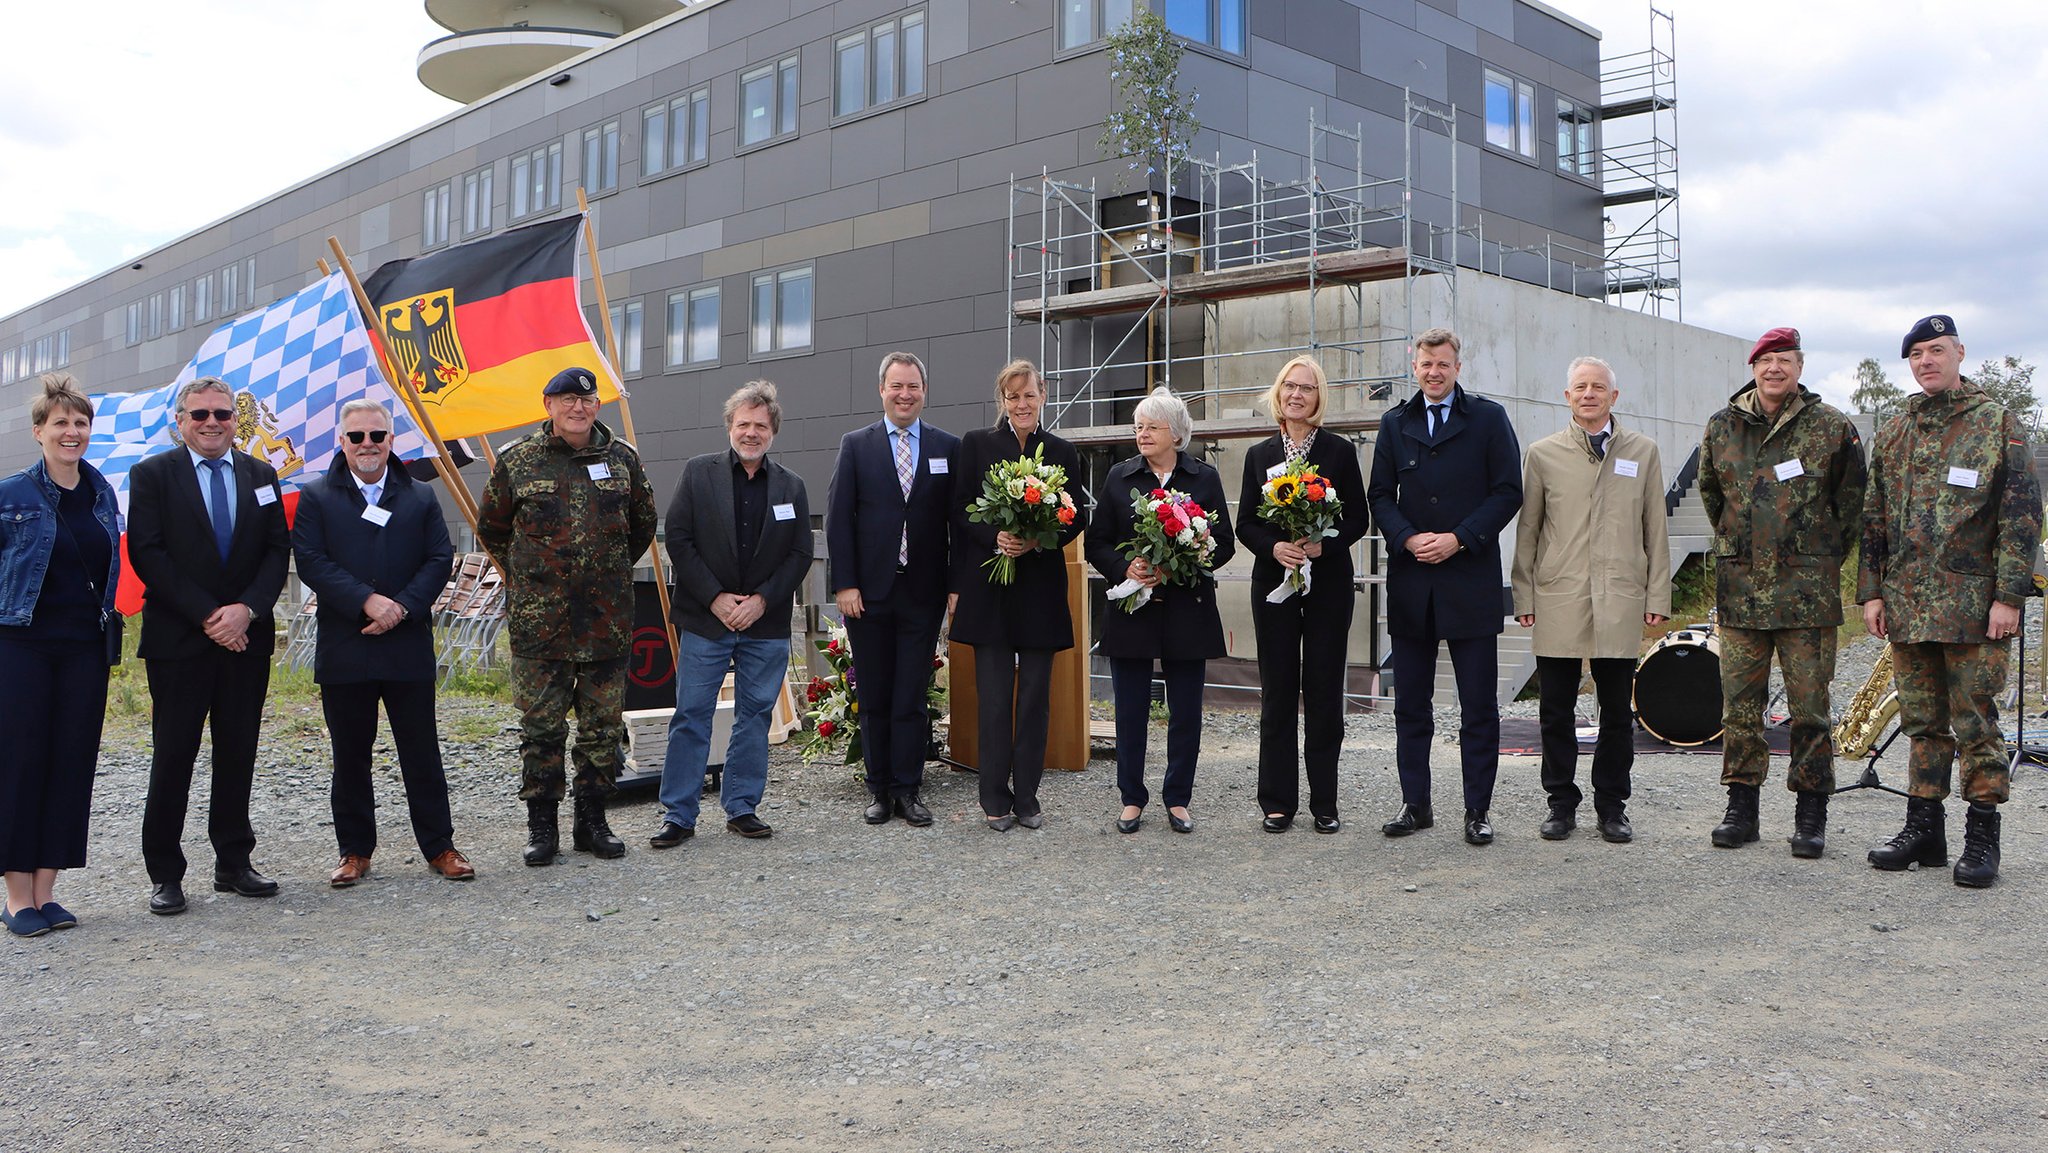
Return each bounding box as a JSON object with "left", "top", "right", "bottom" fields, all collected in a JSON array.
[{"left": 657, "top": 629, "right": 789, "bottom": 828}]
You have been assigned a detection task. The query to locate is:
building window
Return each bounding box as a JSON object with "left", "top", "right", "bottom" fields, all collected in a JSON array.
[
  {"left": 221, "top": 262, "right": 240, "bottom": 315},
  {"left": 168, "top": 285, "right": 186, "bottom": 333},
  {"left": 422, "top": 182, "right": 452, "bottom": 249},
  {"left": 749, "top": 267, "right": 812, "bottom": 357},
  {"left": 667, "top": 285, "right": 720, "bottom": 368},
  {"left": 644, "top": 87, "right": 711, "bottom": 179},
  {"left": 1485, "top": 69, "right": 1537, "bottom": 159},
  {"left": 0, "top": 347, "right": 13, "bottom": 383},
  {"left": 126, "top": 302, "right": 143, "bottom": 347},
  {"left": 582, "top": 119, "right": 621, "bottom": 195},
  {"left": 1166, "top": 0, "right": 1244, "bottom": 54},
  {"left": 512, "top": 141, "right": 564, "bottom": 220},
  {"left": 606, "top": 299, "right": 644, "bottom": 377},
  {"left": 740, "top": 55, "right": 800, "bottom": 148},
  {"left": 1059, "top": 0, "right": 1136, "bottom": 50},
  {"left": 835, "top": 11, "right": 925, "bottom": 117},
  {"left": 245, "top": 258, "right": 259, "bottom": 309},
  {"left": 1556, "top": 98, "right": 1597, "bottom": 178},
  {"left": 147, "top": 293, "right": 164, "bottom": 341},
  {"left": 56, "top": 330, "right": 68, "bottom": 367},
  {"left": 194, "top": 274, "right": 213, "bottom": 324},
  {"left": 462, "top": 166, "right": 494, "bottom": 237}
]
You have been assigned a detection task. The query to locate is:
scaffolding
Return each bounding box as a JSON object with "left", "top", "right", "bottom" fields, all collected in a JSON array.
[{"left": 1599, "top": 4, "right": 1680, "bottom": 317}]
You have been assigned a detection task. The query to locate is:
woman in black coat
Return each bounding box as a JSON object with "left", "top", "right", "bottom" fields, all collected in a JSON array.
[
  {"left": 1084, "top": 387, "right": 1235, "bottom": 835},
  {"left": 1236, "top": 356, "right": 1370, "bottom": 834},
  {"left": 949, "top": 360, "right": 1088, "bottom": 830}
]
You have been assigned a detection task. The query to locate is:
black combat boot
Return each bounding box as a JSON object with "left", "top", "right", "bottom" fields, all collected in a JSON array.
[
  {"left": 571, "top": 788, "right": 627, "bottom": 859},
  {"left": 1788, "top": 790, "right": 1828, "bottom": 859},
  {"left": 1710, "top": 783, "right": 1760, "bottom": 848},
  {"left": 1867, "top": 797, "right": 1947, "bottom": 871},
  {"left": 523, "top": 799, "right": 560, "bottom": 867},
  {"left": 1952, "top": 802, "right": 2001, "bottom": 889}
]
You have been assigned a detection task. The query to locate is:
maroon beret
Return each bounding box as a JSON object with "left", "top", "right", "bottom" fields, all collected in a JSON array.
[{"left": 1748, "top": 327, "right": 1801, "bottom": 364}]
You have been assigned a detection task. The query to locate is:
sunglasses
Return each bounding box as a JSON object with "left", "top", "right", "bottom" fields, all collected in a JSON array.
[
  {"left": 344, "top": 429, "right": 390, "bottom": 445},
  {"left": 185, "top": 408, "right": 235, "bottom": 423}
]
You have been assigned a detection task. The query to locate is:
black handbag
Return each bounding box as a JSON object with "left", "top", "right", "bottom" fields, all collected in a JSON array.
[{"left": 103, "top": 611, "right": 123, "bottom": 667}]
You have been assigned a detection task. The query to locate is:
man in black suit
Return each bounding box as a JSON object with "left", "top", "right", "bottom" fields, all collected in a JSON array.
[
  {"left": 826, "top": 351, "right": 960, "bottom": 826},
  {"left": 292, "top": 399, "right": 472, "bottom": 888},
  {"left": 650, "top": 381, "right": 813, "bottom": 848},
  {"left": 129, "top": 377, "right": 292, "bottom": 914},
  {"left": 1367, "top": 329, "right": 1523, "bottom": 846}
]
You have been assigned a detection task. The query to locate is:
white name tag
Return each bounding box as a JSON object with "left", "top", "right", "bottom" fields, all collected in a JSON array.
[
  {"left": 1266, "top": 461, "right": 1290, "bottom": 480},
  {"left": 587, "top": 462, "right": 612, "bottom": 481},
  {"left": 772, "top": 502, "right": 796, "bottom": 521},
  {"left": 361, "top": 504, "right": 392, "bottom": 527},
  {"left": 1613, "top": 458, "right": 1639, "bottom": 478},
  {"left": 1773, "top": 459, "right": 1806, "bottom": 482},
  {"left": 253, "top": 485, "right": 279, "bottom": 506},
  {"left": 928, "top": 458, "right": 948, "bottom": 475},
  {"left": 1948, "top": 466, "right": 1980, "bottom": 488}
]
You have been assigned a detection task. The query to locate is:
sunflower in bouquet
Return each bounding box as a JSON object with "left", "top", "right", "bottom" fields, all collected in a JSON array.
[{"left": 1256, "top": 458, "right": 1344, "bottom": 599}]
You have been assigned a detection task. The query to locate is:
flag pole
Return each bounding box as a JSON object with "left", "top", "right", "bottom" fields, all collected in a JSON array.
[
  {"left": 578, "top": 189, "right": 681, "bottom": 660},
  {"left": 325, "top": 237, "right": 482, "bottom": 531}
]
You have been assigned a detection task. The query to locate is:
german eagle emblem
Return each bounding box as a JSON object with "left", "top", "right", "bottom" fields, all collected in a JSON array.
[{"left": 380, "top": 290, "right": 470, "bottom": 398}]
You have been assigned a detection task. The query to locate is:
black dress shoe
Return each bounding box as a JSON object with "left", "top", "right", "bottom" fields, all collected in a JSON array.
[
  {"left": 1313, "top": 815, "right": 1341, "bottom": 834},
  {"left": 727, "top": 813, "right": 773, "bottom": 839},
  {"left": 148, "top": 883, "right": 187, "bottom": 916},
  {"left": 1539, "top": 809, "right": 1576, "bottom": 841},
  {"left": 895, "top": 795, "right": 934, "bottom": 827},
  {"left": 1262, "top": 814, "right": 1292, "bottom": 833},
  {"left": 1463, "top": 810, "right": 1494, "bottom": 846},
  {"left": 650, "top": 821, "right": 694, "bottom": 849},
  {"left": 1167, "top": 809, "right": 1193, "bottom": 834},
  {"left": 1599, "top": 813, "right": 1633, "bottom": 843},
  {"left": 213, "top": 866, "right": 280, "bottom": 898},
  {"left": 1381, "top": 803, "right": 1433, "bottom": 837},
  {"left": 1016, "top": 812, "right": 1044, "bottom": 830},
  {"left": 863, "top": 797, "right": 892, "bottom": 824},
  {"left": 1116, "top": 811, "right": 1143, "bottom": 834}
]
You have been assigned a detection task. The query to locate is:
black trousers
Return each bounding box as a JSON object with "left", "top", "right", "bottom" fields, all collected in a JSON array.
[
  {"left": 1536, "top": 655, "right": 1635, "bottom": 817},
  {"left": 0, "top": 625, "right": 108, "bottom": 872},
  {"left": 322, "top": 678, "right": 455, "bottom": 859},
  {"left": 1252, "top": 585, "right": 1354, "bottom": 820},
  {"left": 1390, "top": 628, "right": 1499, "bottom": 812},
  {"left": 973, "top": 644, "right": 1054, "bottom": 819},
  {"left": 1110, "top": 656, "right": 1204, "bottom": 810},
  {"left": 141, "top": 647, "right": 270, "bottom": 884},
  {"left": 844, "top": 580, "right": 943, "bottom": 801}
]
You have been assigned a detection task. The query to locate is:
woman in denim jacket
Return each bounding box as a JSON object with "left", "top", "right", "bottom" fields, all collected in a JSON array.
[{"left": 0, "top": 374, "right": 121, "bottom": 937}]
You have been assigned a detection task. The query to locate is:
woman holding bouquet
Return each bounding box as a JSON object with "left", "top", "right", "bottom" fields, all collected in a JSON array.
[
  {"left": 950, "top": 360, "right": 1088, "bottom": 830},
  {"left": 1085, "top": 387, "right": 1235, "bottom": 834},
  {"left": 1237, "top": 356, "right": 1370, "bottom": 834}
]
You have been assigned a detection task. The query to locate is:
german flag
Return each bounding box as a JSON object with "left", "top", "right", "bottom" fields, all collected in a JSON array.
[{"left": 362, "top": 215, "right": 619, "bottom": 439}]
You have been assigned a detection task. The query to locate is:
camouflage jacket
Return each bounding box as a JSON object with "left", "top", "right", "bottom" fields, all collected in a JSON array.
[
  {"left": 477, "top": 419, "right": 658, "bottom": 660},
  {"left": 1698, "top": 382, "right": 1866, "bottom": 629},
  {"left": 1857, "top": 380, "right": 2043, "bottom": 643}
]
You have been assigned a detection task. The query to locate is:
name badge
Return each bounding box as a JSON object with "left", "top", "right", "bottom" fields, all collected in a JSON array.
[
  {"left": 1266, "top": 461, "right": 1290, "bottom": 480},
  {"left": 772, "top": 502, "right": 796, "bottom": 521},
  {"left": 1773, "top": 459, "right": 1805, "bottom": 482},
  {"left": 1613, "top": 458, "right": 1639, "bottom": 478},
  {"left": 928, "top": 458, "right": 949, "bottom": 475},
  {"left": 587, "top": 462, "right": 612, "bottom": 481},
  {"left": 253, "top": 485, "right": 280, "bottom": 506},
  {"left": 1948, "top": 466, "right": 1980, "bottom": 488},
  {"left": 361, "top": 504, "right": 392, "bottom": 527}
]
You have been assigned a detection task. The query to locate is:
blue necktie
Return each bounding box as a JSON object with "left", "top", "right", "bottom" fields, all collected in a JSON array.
[{"left": 205, "top": 459, "right": 233, "bottom": 561}]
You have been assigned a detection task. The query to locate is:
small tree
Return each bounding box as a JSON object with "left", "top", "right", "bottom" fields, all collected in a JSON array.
[
  {"left": 1973, "top": 355, "right": 2039, "bottom": 426},
  {"left": 1850, "top": 357, "right": 1904, "bottom": 417},
  {"left": 1097, "top": 11, "right": 1200, "bottom": 193}
]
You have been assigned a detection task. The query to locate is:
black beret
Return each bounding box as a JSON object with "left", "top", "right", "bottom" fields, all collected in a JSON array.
[{"left": 1901, "top": 315, "right": 1959, "bottom": 358}]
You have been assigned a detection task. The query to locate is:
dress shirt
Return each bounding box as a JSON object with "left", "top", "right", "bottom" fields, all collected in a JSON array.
[{"left": 189, "top": 446, "right": 237, "bottom": 534}]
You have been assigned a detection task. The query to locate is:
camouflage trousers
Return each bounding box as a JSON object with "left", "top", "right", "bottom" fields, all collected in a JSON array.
[
  {"left": 1891, "top": 640, "right": 2011, "bottom": 805},
  {"left": 511, "top": 655, "right": 628, "bottom": 801},
  {"left": 1719, "top": 625, "right": 1836, "bottom": 791}
]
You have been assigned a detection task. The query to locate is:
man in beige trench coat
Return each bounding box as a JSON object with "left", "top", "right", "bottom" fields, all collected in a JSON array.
[{"left": 1511, "top": 356, "right": 1670, "bottom": 842}]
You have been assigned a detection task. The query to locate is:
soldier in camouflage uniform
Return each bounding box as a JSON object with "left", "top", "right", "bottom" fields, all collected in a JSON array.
[
  {"left": 476, "top": 367, "right": 659, "bottom": 866},
  {"left": 1858, "top": 315, "right": 2042, "bottom": 888},
  {"left": 1697, "top": 327, "right": 1866, "bottom": 857}
]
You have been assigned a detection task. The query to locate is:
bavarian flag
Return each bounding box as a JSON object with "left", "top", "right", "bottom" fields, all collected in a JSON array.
[{"left": 362, "top": 215, "right": 619, "bottom": 439}]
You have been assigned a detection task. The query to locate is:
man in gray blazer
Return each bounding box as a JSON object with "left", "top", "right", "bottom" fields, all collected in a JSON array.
[{"left": 651, "top": 381, "right": 813, "bottom": 846}]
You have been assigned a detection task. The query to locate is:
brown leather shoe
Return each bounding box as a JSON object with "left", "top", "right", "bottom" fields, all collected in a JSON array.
[
  {"left": 427, "top": 849, "right": 476, "bottom": 881},
  {"left": 329, "top": 854, "right": 372, "bottom": 888}
]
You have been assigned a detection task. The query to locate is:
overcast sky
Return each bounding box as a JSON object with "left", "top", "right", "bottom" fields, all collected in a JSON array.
[{"left": 1, "top": 0, "right": 2042, "bottom": 408}]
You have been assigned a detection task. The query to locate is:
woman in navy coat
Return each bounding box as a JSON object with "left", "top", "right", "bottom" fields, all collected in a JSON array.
[{"left": 1084, "top": 387, "right": 1235, "bottom": 835}]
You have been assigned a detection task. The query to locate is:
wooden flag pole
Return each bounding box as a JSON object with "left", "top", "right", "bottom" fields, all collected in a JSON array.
[
  {"left": 325, "top": 237, "right": 482, "bottom": 531},
  {"left": 577, "top": 188, "right": 681, "bottom": 660}
]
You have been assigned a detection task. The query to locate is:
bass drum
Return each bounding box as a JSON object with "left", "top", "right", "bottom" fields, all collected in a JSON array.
[{"left": 1633, "top": 627, "right": 1724, "bottom": 746}]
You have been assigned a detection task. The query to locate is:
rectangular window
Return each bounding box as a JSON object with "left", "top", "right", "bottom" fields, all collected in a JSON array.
[
  {"left": 1485, "top": 70, "right": 1537, "bottom": 158},
  {"left": 0, "top": 347, "right": 12, "bottom": 383},
  {"left": 220, "top": 262, "right": 240, "bottom": 314},
  {"left": 749, "top": 266, "right": 812, "bottom": 357},
  {"left": 644, "top": 87, "right": 711, "bottom": 180},
  {"left": 55, "top": 330, "right": 68, "bottom": 367},
  {"left": 607, "top": 299, "right": 644, "bottom": 377},
  {"left": 168, "top": 285, "right": 186, "bottom": 333},
  {"left": 194, "top": 273, "right": 213, "bottom": 324},
  {"left": 126, "top": 302, "right": 142, "bottom": 346},
  {"left": 741, "top": 55, "right": 800, "bottom": 147},
  {"left": 835, "top": 11, "right": 926, "bottom": 117},
  {"left": 667, "top": 285, "right": 721, "bottom": 368},
  {"left": 423, "top": 182, "right": 452, "bottom": 248},
  {"left": 583, "top": 119, "right": 620, "bottom": 194},
  {"left": 511, "top": 141, "right": 564, "bottom": 219},
  {"left": 1556, "top": 98, "right": 1597, "bottom": 178},
  {"left": 462, "top": 166, "right": 494, "bottom": 237},
  {"left": 31, "top": 336, "right": 51, "bottom": 373},
  {"left": 246, "top": 258, "right": 258, "bottom": 308},
  {"left": 1165, "top": 0, "right": 1243, "bottom": 54},
  {"left": 147, "top": 293, "right": 164, "bottom": 341},
  {"left": 1059, "top": 0, "right": 1136, "bottom": 50}
]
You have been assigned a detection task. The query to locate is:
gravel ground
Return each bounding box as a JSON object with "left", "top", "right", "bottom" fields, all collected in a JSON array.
[{"left": 7, "top": 634, "right": 2048, "bottom": 1152}]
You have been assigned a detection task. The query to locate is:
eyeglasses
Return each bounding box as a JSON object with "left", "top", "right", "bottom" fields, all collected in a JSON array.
[
  {"left": 185, "top": 408, "right": 234, "bottom": 423},
  {"left": 550, "top": 395, "right": 601, "bottom": 409},
  {"left": 344, "top": 429, "right": 390, "bottom": 445}
]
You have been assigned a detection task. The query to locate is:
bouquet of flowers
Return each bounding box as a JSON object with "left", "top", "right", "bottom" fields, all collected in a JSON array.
[
  {"left": 964, "top": 444, "right": 1078, "bottom": 584},
  {"left": 798, "top": 622, "right": 951, "bottom": 772},
  {"left": 1103, "top": 487, "right": 1219, "bottom": 613},
  {"left": 1255, "top": 458, "right": 1344, "bottom": 601}
]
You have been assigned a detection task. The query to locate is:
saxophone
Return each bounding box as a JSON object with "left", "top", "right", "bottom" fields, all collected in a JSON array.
[{"left": 1832, "top": 644, "right": 1899, "bottom": 760}]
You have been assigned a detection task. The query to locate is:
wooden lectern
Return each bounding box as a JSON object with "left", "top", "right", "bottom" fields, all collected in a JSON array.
[{"left": 945, "top": 539, "right": 1091, "bottom": 771}]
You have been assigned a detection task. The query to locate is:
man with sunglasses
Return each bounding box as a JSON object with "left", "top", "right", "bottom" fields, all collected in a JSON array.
[
  {"left": 478, "top": 367, "right": 658, "bottom": 866},
  {"left": 292, "top": 400, "right": 473, "bottom": 888},
  {"left": 128, "top": 377, "right": 292, "bottom": 915}
]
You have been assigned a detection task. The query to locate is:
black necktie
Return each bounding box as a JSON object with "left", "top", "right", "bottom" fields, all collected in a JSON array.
[
  {"left": 1429, "top": 403, "right": 1447, "bottom": 438},
  {"left": 1590, "top": 431, "right": 1610, "bottom": 460}
]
